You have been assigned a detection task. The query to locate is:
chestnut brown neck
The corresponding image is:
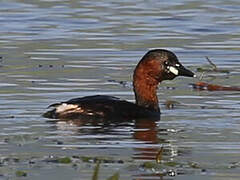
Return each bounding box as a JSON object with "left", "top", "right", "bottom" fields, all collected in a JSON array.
[{"left": 133, "top": 61, "right": 162, "bottom": 112}]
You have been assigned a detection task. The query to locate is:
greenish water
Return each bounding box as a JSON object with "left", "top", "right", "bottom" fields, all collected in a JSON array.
[{"left": 1, "top": 0, "right": 240, "bottom": 179}]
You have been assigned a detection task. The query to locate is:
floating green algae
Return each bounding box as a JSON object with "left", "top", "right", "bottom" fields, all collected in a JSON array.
[
  {"left": 142, "top": 161, "right": 157, "bottom": 169},
  {"left": 164, "top": 161, "right": 179, "bottom": 167},
  {"left": 16, "top": 170, "right": 27, "bottom": 177},
  {"left": 106, "top": 172, "right": 119, "bottom": 180},
  {"left": 57, "top": 157, "right": 72, "bottom": 164}
]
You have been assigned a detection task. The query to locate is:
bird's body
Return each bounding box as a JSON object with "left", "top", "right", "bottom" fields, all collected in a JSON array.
[{"left": 43, "top": 49, "right": 195, "bottom": 120}]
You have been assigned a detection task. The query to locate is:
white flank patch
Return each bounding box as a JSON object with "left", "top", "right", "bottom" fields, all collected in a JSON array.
[
  {"left": 169, "top": 66, "right": 179, "bottom": 75},
  {"left": 56, "top": 103, "right": 78, "bottom": 113}
]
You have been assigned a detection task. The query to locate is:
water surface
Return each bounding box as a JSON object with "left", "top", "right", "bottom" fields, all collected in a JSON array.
[{"left": 0, "top": 0, "right": 240, "bottom": 179}]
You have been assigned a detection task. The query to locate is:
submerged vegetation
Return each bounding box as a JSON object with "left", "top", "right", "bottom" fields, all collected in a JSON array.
[
  {"left": 91, "top": 162, "right": 120, "bottom": 180},
  {"left": 0, "top": 151, "right": 211, "bottom": 179},
  {"left": 196, "top": 56, "right": 229, "bottom": 73},
  {"left": 15, "top": 170, "right": 27, "bottom": 177},
  {"left": 57, "top": 157, "right": 72, "bottom": 164},
  {"left": 192, "top": 56, "right": 240, "bottom": 91}
]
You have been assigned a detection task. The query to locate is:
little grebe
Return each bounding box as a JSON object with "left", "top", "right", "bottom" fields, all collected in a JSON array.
[{"left": 43, "top": 49, "right": 195, "bottom": 119}]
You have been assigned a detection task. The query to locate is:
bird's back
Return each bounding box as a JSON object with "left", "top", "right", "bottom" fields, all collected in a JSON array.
[{"left": 43, "top": 95, "right": 159, "bottom": 120}]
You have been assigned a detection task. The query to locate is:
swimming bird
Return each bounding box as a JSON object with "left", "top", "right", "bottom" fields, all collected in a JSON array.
[{"left": 43, "top": 49, "right": 195, "bottom": 119}]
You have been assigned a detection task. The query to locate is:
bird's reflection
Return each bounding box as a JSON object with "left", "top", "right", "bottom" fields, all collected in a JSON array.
[
  {"left": 47, "top": 115, "right": 181, "bottom": 179},
  {"left": 48, "top": 115, "right": 167, "bottom": 160},
  {"left": 133, "top": 118, "right": 162, "bottom": 160}
]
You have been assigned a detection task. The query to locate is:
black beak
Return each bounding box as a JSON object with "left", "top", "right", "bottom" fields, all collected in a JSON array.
[{"left": 177, "top": 65, "right": 196, "bottom": 77}]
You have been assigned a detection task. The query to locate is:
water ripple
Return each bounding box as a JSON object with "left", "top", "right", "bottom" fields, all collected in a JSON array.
[{"left": 1, "top": 0, "right": 240, "bottom": 179}]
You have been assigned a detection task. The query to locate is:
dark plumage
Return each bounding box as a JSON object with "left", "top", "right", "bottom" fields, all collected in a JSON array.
[{"left": 43, "top": 49, "right": 195, "bottom": 120}]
